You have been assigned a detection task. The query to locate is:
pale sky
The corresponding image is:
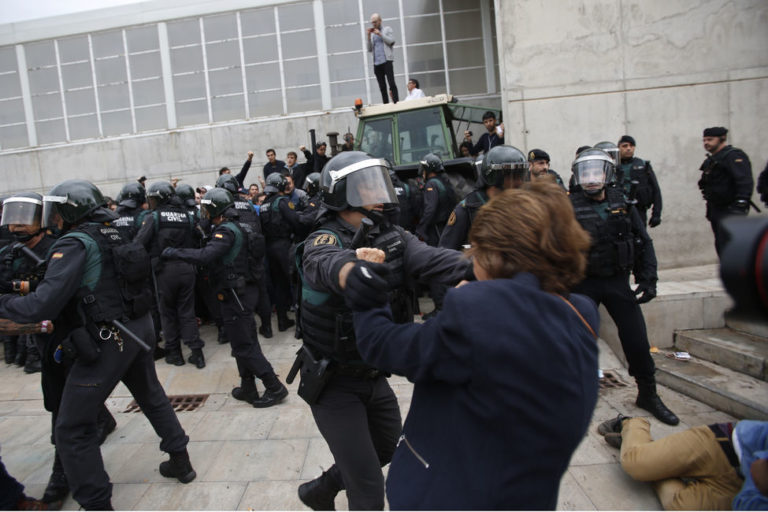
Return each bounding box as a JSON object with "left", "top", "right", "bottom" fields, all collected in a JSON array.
[{"left": 0, "top": 0, "right": 147, "bottom": 24}]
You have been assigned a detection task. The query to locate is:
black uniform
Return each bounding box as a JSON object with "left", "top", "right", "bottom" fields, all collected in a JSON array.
[
  {"left": 112, "top": 206, "right": 149, "bottom": 240},
  {"left": 570, "top": 187, "right": 657, "bottom": 380},
  {"left": 698, "top": 145, "right": 754, "bottom": 255},
  {"left": 135, "top": 202, "right": 203, "bottom": 358},
  {"left": 0, "top": 219, "right": 189, "bottom": 510},
  {"left": 388, "top": 173, "right": 418, "bottom": 232},
  {"left": 758, "top": 160, "right": 768, "bottom": 208},
  {"left": 415, "top": 174, "right": 456, "bottom": 246},
  {"left": 438, "top": 188, "right": 489, "bottom": 250},
  {"left": 618, "top": 157, "right": 662, "bottom": 226},
  {"left": 299, "top": 215, "right": 470, "bottom": 510}
]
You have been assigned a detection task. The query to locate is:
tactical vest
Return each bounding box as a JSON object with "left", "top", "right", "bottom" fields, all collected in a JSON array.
[
  {"left": 112, "top": 207, "right": 148, "bottom": 240},
  {"left": 212, "top": 221, "right": 252, "bottom": 291},
  {"left": 299, "top": 219, "right": 409, "bottom": 363},
  {"left": 426, "top": 175, "right": 456, "bottom": 224},
  {"left": 260, "top": 195, "right": 292, "bottom": 239},
  {"left": 149, "top": 205, "right": 195, "bottom": 258},
  {"left": 233, "top": 198, "right": 260, "bottom": 226},
  {"left": 699, "top": 146, "right": 738, "bottom": 207},
  {"left": 461, "top": 189, "right": 489, "bottom": 228},
  {"left": 620, "top": 157, "right": 654, "bottom": 209},
  {"left": 571, "top": 188, "right": 635, "bottom": 278}
]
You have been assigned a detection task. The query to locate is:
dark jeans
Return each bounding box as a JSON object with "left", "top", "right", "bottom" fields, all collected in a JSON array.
[
  {"left": 310, "top": 374, "right": 402, "bottom": 510},
  {"left": 373, "top": 61, "right": 398, "bottom": 104}
]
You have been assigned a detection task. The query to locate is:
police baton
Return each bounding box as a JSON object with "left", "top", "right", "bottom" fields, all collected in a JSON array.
[
  {"left": 11, "top": 242, "right": 45, "bottom": 267},
  {"left": 111, "top": 318, "right": 152, "bottom": 353},
  {"left": 229, "top": 288, "right": 245, "bottom": 312},
  {"left": 149, "top": 259, "right": 162, "bottom": 312}
]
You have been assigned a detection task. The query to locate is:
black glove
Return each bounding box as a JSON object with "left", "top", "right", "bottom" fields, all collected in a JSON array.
[
  {"left": 634, "top": 282, "right": 657, "bottom": 304},
  {"left": 648, "top": 216, "right": 661, "bottom": 228},
  {"left": 727, "top": 199, "right": 749, "bottom": 215},
  {"left": 0, "top": 280, "right": 12, "bottom": 294},
  {"left": 161, "top": 247, "right": 178, "bottom": 260},
  {"left": 344, "top": 261, "right": 390, "bottom": 312}
]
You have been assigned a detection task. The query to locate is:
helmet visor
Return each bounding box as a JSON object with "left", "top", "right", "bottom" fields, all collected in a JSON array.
[
  {"left": 1, "top": 198, "right": 42, "bottom": 227},
  {"left": 41, "top": 195, "right": 68, "bottom": 228},
  {"left": 329, "top": 159, "right": 398, "bottom": 207},
  {"left": 574, "top": 160, "right": 610, "bottom": 191}
]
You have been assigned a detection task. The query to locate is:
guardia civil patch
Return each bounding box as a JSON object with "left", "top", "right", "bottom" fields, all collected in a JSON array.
[
  {"left": 447, "top": 211, "right": 456, "bottom": 226},
  {"left": 51, "top": 252, "right": 64, "bottom": 259},
  {"left": 313, "top": 233, "right": 337, "bottom": 246}
]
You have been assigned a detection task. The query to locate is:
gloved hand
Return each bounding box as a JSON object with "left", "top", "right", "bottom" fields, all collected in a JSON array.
[
  {"left": 161, "top": 247, "right": 178, "bottom": 260},
  {"left": 727, "top": 199, "right": 749, "bottom": 215},
  {"left": 0, "top": 280, "right": 12, "bottom": 294},
  {"left": 344, "top": 261, "right": 390, "bottom": 312},
  {"left": 648, "top": 216, "right": 661, "bottom": 228},
  {"left": 634, "top": 282, "right": 657, "bottom": 304}
]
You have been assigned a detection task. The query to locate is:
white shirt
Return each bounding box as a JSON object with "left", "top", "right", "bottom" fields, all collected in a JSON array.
[{"left": 404, "top": 88, "right": 425, "bottom": 101}]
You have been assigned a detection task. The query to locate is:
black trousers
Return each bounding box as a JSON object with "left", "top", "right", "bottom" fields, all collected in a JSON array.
[
  {"left": 0, "top": 452, "right": 24, "bottom": 509},
  {"left": 706, "top": 204, "right": 747, "bottom": 256},
  {"left": 266, "top": 239, "right": 293, "bottom": 319},
  {"left": 157, "top": 261, "right": 202, "bottom": 351},
  {"left": 373, "top": 61, "right": 398, "bottom": 104},
  {"left": 220, "top": 284, "right": 274, "bottom": 380},
  {"left": 572, "top": 274, "right": 655, "bottom": 379},
  {"left": 310, "top": 374, "right": 402, "bottom": 510},
  {"left": 55, "top": 314, "right": 188, "bottom": 509}
]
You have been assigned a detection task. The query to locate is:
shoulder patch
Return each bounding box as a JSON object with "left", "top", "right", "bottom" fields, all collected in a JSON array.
[
  {"left": 426, "top": 187, "right": 434, "bottom": 192},
  {"left": 288, "top": 201, "right": 295, "bottom": 210},
  {"left": 734, "top": 159, "right": 743, "bottom": 163},
  {"left": 447, "top": 211, "right": 456, "bottom": 226},
  {"left": 313, "top": 233, "right": 338, "bottom": 246},
  {"left": 51, "top": 252, "right": 64, "bottom": 259},
  {"left": 214, "top": 233, "right": 224, "bottom": 239}
]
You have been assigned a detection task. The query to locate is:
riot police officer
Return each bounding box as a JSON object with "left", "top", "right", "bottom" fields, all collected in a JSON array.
[
  {"left": 295, "top": 151, "right": 471, "bottom": 510},
  {"left": 569, "top": 150, "right": 679, "bottom": 426},
  {"left": 527, "top": 148, "right": 566, "bottom": 189},
  {"left": 386, "top": 168, "right": 419, "bottom": 232},
  {"left": 135, "top": 181, "right": 205, "bottom": 368},
  {"left": 174, "top": 183, "right": 199, "bottom": 218},
  {"left": 439, "top": 144, "right": 527, "bottom": 251},
  {"left": 260, "top": 173, "right": 301, "bottom": 332},
  {"left": 0, "top": 179, "right": 195, "bottom": 510},
  {"left": 296, "top": 172, "right": 323, "bottom": 241},
  {"left": 414, "top": 153, "right": 456, "bottom": 246},
  {"left": 617, "top": 135, "right": 662, "bottom": 227},
  {"left": 594, "top": 141, "right": 619, "bottom": 167},
  {"left": 112, "top": 182, "right": 149, "bottom": 240},
  {"left": 162, "top": 189, "right": 288, "bottom": 408},
  {"left": 697, "top": 126, "right": 755, "bottom": 256}
]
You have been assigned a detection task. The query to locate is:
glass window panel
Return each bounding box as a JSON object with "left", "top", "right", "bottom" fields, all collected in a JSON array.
[
  {"left": 402, "top": 0, "right": 439, "bottom": 16},
  {"left": 361, "top": 0, "right": 398, "bottom": 20},
  {"left": 446, "top": 39, "right": 483, "bottom": 69},
  {"left": 203, "top": 13, "right": 237, "bottom": 41},
  {"left": 0, "top": 73, "right": 21, "bottom": 97},
  {"left": 176, "top": 100, "right": 208, "bottom": 126},
  {"left": 323, "top": 0, "right": 359, "bottom": 25},
  {"left": 0, "top": 46, "right": 17, "bottom": 73},
  {"left": 68, "top": 114, "right": 99, "bottom": 140},
  {"left": 0, "top": 124, "right": 28, "bottom": 150},
  {"left": 331, "top": 80, "right": 366, "bottom": 109},
  {"left": 173, "top": 74, "right": 205, "bottom": 101},
  {"left": 65, "top": 88, "right": 96, "bottom": 116},
  {"left": 95, "top": 57, "right": 127, "bottom": 84},
  {"left": 61, "top": 62, "right": 93, "bottom": 89},
  {"left": 392, "top": 47, "right": 405, "bottom": 75},
  {"left": 328, "top": 53, "right": 365, "bottom": 82},
  {"left": 284, "top": 57, "right": 318, "bottom": 87},
  {"left": 449, "top": 68, "right": 486, "bottom": 96},
  {"left": 286, "top": 85, "right": 321, "bottom": 113},
  {"left": 359, "top": 117, "right": 394, "bottom": 162},
  {"left": 130, "top": 52, "right": 162, "bottom": 79},
  {"left": 397, "top": 107, "right": 446, "bottom": 163},
  {"left": 28, "top": 68, "right": 59, "bottom": 95},
  {"left": 245, "top": 62, "right": 281, "bottom": 91},
  {"left": 442, "top": 0, "right": 469, "bottom": 11},
  {"left": 98, "top": 83, "right": 130, "bottom": 111},
  {"left": 135, "top": 104, "right": 166, "bottom": 131},
  {"left": 209, "top": 68, "right": 242, "bottom": 96},
  {"left": 0, "top": 98, "right": 24, "bottom": 125},
  {"left": 101, "top": 110, "right": 132, "bottom": 136},
  {"left": 326, "top": 25, "right": 361, "bottom": 54},
  {"left": 25, "top": 41, "right": 56, "bottom": 68},
  {"left": 206, "top": 40, "right": 239, "bottom": 68},
  {"left": 36, "top": 119, "right": 66, "bottom": 144},
  {"left": 168, "top": 19, "right": 201, "bottom": 47},
  {"left": 212, "top": 94, "right": 244, "bottom": 122},
  {"left": 133, "top": 78, "right": 165, "bottom": 105},
  {"left": 248, "top": 90, "right": 282, "bottom": 117},
  {"left": 240, "top": 7, "right": 276, "bottom": 37},
  {"left": 127, "top": 25, "right": 159, "bottom": 52},
  {"left": 171, "top": 46, "right": 203, "bottom": 74},
  {"left": 404, "top": 70, "right": 445, "bottom": 94},
  {"left": 57, "top": 36, "right": 89, "bottom": 63},
  {"left": 32, "top": 93, "right": 63, "bottom": 119},
  {"left": 404, "top": 15, "right": 441, "bottom": 45},
  {"left": 242, "top": 36, "right": 278, "bottom": 64},
  {"left": 278, "top": 3, "right": 314, "bottom": 31},
  {"left": 92, "top": 30, "right": 124, "bottom": 59},
  {"left": 281, "top": 30, "right": 316, "bottom": 60},
  {"left": 407, "top": 44, "right": 444, "bottom": 72},
  {"left": 444, "top": 11, "right": 481, "bottom": 40}
]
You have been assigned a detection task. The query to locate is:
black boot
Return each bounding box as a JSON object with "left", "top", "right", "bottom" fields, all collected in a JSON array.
[
  {"left": 298, "top": 469, "right": 342, "bottom": 511},
  {"left": 14, "top": 337, "right": 26, "bottom": 367},
  {"left": 24, "top": 343, "right": 41, "bottom": 374},
  {"left": 3, "top": 338, "right": 16, "bottom": 364},
  {"left": 159, "top": 449, "right": 196, "bottom": 484},
  {"left": 258, "top": 323, "right": 273, "bottom": 339},
  {"left": 636, "top": 376, "right": 679, "bottom": 425},
  {"left": 217, "top": 325, "right": 229, "bottom": 345},
  {"left": 277, "top": 315, "right": 295, "bottom": 332},
  {"left": 252, "top": 374, "right": 288, "bottom": 408},
  {"left": 188, "top": 348, "right": 205, "bottom": 369},
  {"left": 231, "top": 377, "right": 259, "bottom": 403},
  {"left": 42, "top": 452, "right": 69, "bottom": 504},
  {"left": 165, "top": 348, "right": 185, "bottom": 366},
  {"left": 96, "top": 406, "right": 117, "bottom": 445}
]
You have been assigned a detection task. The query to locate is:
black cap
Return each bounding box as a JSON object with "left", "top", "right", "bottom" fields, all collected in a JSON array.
[
  {"left": 618, "top": 135, "right": 636, "bottom": 146},
  {"left": 703, "top": 127, "right": 728, "bottom": 137},
  {"left": 527, "top": 149, "right": 550, "bottom": 162}
]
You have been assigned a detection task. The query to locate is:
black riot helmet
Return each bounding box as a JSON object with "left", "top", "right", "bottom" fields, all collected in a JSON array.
[
  {"left": 200, "top": 188, "right": 234, "bottom": 219},
  {"left": 479, "top": 145, "right": 527, "bottom": 189},
  {"left": 320, "top": 151, "right": 398, "bottom": 213},
  {"left": 117, "top": 182, "right": 146, "bottom": 209},
  {"left": 303, "top": 172, "right": 321, "bottom": 197},
  {"left": 175, "top": 183, "right": 197, "bottom": 208},
  {"left": 1, "top": 192, "right": 43, "bottom": 228},
  {"left": 265, "top": 173, "right": 288, "bottom": 194},
  {"left": 572, "top": 148, "right": 615, "bottom": 196},
  {"left": 419, "top": 153, "right": 444, "bottom": 177},
  {"left": 215, "top": 173, "right": 240, "bottom": 195},
  {"left": 594, "top": 141, "right": 619, "bottom": 167},
  {"left": 147, "top": 181, "right": 175, "bottom": 207},
  {"left": 42, "top": 179, "right": 107, "bottom": 228}
]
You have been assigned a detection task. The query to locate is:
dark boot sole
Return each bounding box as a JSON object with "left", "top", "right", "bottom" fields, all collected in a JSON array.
[{"left": 159, "top": 462, "right": 197, "bottom": 484}]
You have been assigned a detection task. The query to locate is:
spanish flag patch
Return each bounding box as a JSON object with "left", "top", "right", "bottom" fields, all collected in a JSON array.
[{"left": 51, "top": 252, "right": 64, "bottom": 259}]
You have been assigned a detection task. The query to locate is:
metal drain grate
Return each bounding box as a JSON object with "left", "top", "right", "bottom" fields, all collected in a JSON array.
[
  {"left": 123, "top": 394, "right": 209, "bottom": 413},
  {"left": 599, "top": 370, "right": 629, "bottom": 389}
]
